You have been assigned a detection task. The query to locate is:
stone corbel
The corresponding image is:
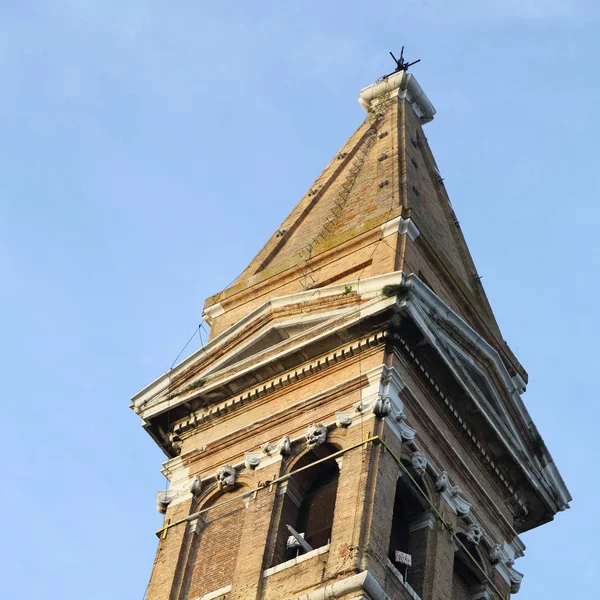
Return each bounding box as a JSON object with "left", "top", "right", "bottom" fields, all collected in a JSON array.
[
  {"left": 306, "top": 423, "right": 328, "bottom": 448},
  {"left": 393, "top": 409, "right": 416, "bottom": 442},
  {"left": 244, "top": 452, "right": 262, "bottom": 470},
  {"left": 245, "top": 435, "right": 292, "bottom": 469},
  {"left": 155, "top": 474, "right": 202, "bottom": 513},
  {"left": 411, "top": 451, "right": 428, "bottom": 477},
  {"left": 452, "top": 491, "right": 472, "bottom": 518},
  {"left": 336, "top": 410, "right": 354, "bottom": 428},
  {"left": 334, "top": 396, "right": 379, "bottom": 428},
  {"left": 372, "top": 394, "right": 392, "bottom": 417},
  {"left": 216, "top": 464, "right": 237, "bottom": 491},
  {"left": 506, "top": 558, "right": 524, "bottom": 594},
  {"left": 465, "top": 523, "right": 483, "bottom": 546},
  {"left": 488, "top": 543, "right": 503, "bottom": 565},
  {"left": 488, "top": 543, "right": 525, "bottom": 594},
  {"left": 436, "top": 471, "right": 471, "bottom": 518},
  {"left": 262, "top": 435, "right": 291, "bottom": 456}
]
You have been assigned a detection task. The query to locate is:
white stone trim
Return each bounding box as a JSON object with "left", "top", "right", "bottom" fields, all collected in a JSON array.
[
  {"left": 386, "top": 559, "right": 423, "bottom": 600},
  {"left": 380, "top": 215, "right": 420, "bottom": 241},
  {"left": 408, "top": 511, "right": 435, "bottom": 533},
  {"left": 191, "top": 584, "right": 231, "bottom": 600},
  {"left": 131, "top": 271, "right": 405, "bottom": 414},
  {"left": 402, "top": 277, "right": 571, "bottom": 512},
  {"left": 471, "top": 583, "right": 494, "bottom": 600},
  {"left": 358, "top": 70, "right": 436, "bottom": 124},
  {"left": 291, "top": 569, "right": 389, "bottom": 600},
  {"left": 202, "top": 302, "right": 225, "bottom": 327},
  {"left": 156, "top": 458, "right": 199, "bottom": 510},
  {"left": 263, "top": 544, "right": 330, "bottom": 578}
]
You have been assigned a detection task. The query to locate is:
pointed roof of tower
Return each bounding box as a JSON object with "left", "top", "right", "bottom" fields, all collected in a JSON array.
[{"left": 202, "top": 69, "right": 525, "bottom": 382}]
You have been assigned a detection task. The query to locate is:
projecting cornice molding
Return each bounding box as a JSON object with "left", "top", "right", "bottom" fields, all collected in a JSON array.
[
  {"left": 358, "top": 70, "right": 436, "bottom": 124},
  {"left": 132, "top": 271, "right": 570, "bottom": 528},
  {"left": 131, "top": 271, "right": 405, "bottom": 418}
]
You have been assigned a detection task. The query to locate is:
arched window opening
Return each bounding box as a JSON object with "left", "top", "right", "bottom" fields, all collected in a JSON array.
[
  {"left": 187, "top": 492, "right": 245, "bottom": 599},
  {"left": 451, "top": 539, "right": 486, "bottom": 600},
  {"left": 387, "top": 470, "right": 431, "bottom": 596},
  {"left": 271, "top": 446, "right": 340, "bottom": 566}
]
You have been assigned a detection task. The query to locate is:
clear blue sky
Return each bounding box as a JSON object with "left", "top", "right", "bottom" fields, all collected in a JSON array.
[{"left": 1, "top": 2, "right": 597, "bottom": 598}]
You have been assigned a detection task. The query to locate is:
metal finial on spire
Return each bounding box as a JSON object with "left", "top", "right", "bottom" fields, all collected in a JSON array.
[{"left": 389, "top": 47, "right": 421, "bottom": 73}]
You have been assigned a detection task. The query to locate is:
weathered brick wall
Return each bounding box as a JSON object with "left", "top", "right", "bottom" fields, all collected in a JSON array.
[{"left": 187, "top": 495, "right": 245, "bottom": 599}]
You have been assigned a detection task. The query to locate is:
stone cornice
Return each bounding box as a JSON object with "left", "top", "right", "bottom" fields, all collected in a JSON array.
[
  {"left": 170, "top": 332, "right": 386, "bottom": 441},
  {"left": 131, "top": 271, "right": 405, "bottom": 418}
]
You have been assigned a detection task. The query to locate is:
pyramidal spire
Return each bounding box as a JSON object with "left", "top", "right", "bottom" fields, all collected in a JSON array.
[{"left": 202, "top": 66, "right": 525, "bottom": 382}]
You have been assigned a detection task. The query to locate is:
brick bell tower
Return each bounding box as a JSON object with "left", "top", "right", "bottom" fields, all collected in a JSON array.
[{"left": 132, "top": 63, "right": 570, "bottom": 600}]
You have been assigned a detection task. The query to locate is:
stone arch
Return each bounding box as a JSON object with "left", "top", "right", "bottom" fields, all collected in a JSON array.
[
  {"left": 387, "top": 460, "right": 434, "bottom": 597},
  {"left": 186, "top": 479, "right": 248, "bottom": 599},
  {"left": 452, "top": 532, "right": 490, "bottom": 600},
  {"left": 269, "top": 441, "right": 341, "bottom": 567}
]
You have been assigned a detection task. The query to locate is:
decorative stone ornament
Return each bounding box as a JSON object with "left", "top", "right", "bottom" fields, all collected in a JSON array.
[
  {"left": 245, "top": 435, "right": 292, "bottom": 470},
  {"left": 155, "top": 473, "right": 203, "bottom": 513},
  {"left": 216, "top": 464, "right": 237, "bottom": 491},
  {"left": 488, "top": 543, "right": 503, "bottom": 565},
  {"left": 306, "top": 424, "right": 327, "bottom": 449},
  {"left": 435, "top": 470, "right": 472, "bottom": 518},
  {"left": 156, "top": 492, "right": 171, "bottom": 514},
  {"left": 453, "top": 494, "right": 472, "bottom": 518},
  {"left": 190, "top": 474, "right": 202, "bottom": 497},
  {"left": 335, "top": 412, "right": 353, "bottom": 428},
  {"left": 509, "top": 569, "right": 524, "bottom": 593},
  {"left": 465, "top": 523, "right": 483, "bottom": 546},
  {"left": 436, "top": 471, "right": 450, "bottom": 493},
  {"left": 245, "top": 454, "right": 261, "bottom": 470},
  {"left": 262, "top": 435, "right": 291, "bottom": 456},
  {"left": 372, "top": 395, "right": 391, "bottom": 417},
  {"left": 411, "top": 451, "right": 428, "bottom": 477},
  {"left": 394, "top": 409, "right": 416, "bottom": 442}
]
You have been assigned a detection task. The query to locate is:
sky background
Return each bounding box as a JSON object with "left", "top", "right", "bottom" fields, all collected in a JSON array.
[{"left": 1, "top": 1, "right": 598, "bottom": 598}]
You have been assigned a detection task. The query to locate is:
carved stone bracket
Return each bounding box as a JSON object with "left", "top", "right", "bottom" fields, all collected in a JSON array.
[
  {"left": 435, "top": 471, "right": 450, "bottom": 493},
  {"left": 505, "top": 558, "right": 524, "bottom": 594},
  {"left": 436, "top": 470, "right": 471, "bottom": 518},
  {"left": 155, "top": 473, "right": 202, "bottom": 513},
  {"left": 393, "top": 409, "right": 416, "bottom": 442},
  {"left": 411, "top": 451, "right": 428, "bottom": 477},
  {"left": 372, "top": 394, "right": 392, "bottom": 417},
  {"left": 488, "top": 543, "right": 503, "bottom": 565},
  {"left": 245, "top": 435, "right": 292, "bottom": 469},
  {"left": 216, "top": 464, "right": 237, "bottom": 491},
  {"left": 452, "top": 490, "right": 472, "bottom": 518},
  {"left": 336, "top": 411, "right": 354, "bottom": 428},
  {"left": 306, "top": 424, "right": 328, "bottom": 448},
  {"left": 465, "top": 523, "right": 483, "bottom": 546},
  {"left": 262, "top": 435, "right": 291, "bottom": 456},
  {"left": 335, "top": 392, "right": 413, "bottom": 433}
]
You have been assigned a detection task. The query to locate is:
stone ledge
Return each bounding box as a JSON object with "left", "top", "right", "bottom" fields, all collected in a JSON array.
[{"left": 263, "top": 544, "right": 330, "bottom": 578}]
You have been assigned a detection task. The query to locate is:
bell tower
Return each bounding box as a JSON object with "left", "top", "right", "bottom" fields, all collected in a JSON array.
[{"left": 132, "top": 63, "right": 570, "bottom": 600}]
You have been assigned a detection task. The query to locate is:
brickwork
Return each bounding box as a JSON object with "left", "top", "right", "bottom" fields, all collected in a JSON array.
[
  {"left": 187, "top": 494, "right": 245, "bottom": 598},
  {"left": 135, "top": 71, "right": 569, "bottom": 600}
]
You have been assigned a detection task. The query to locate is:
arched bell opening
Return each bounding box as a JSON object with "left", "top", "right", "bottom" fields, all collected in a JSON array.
[
  {"left": 270, "top": 443, "right": 340, "bottom": 566},
  {"left": 387, "top": 465, "right": 433, "bottom": 596},
  {"left": 452, "top": 534, "right": 489, "bottom": 600}
]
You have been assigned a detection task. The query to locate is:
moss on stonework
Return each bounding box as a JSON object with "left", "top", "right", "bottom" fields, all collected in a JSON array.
[
  {"left": 382, "top": 284, "right": 405, "bottom": 298},
  {"left": 182, "top": 379, "right": 206, "bottom": 394},
  {"left": 204, "top": 207, "right": 403, "bottom": 307}
]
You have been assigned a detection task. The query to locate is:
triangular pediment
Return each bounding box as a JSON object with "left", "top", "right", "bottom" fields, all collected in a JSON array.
[
  {"left": 400, "top": 286, "right": 533, "bottom": 461},
  {"left": 203, "top": 310, "right": 345, "bottom": 377}
]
